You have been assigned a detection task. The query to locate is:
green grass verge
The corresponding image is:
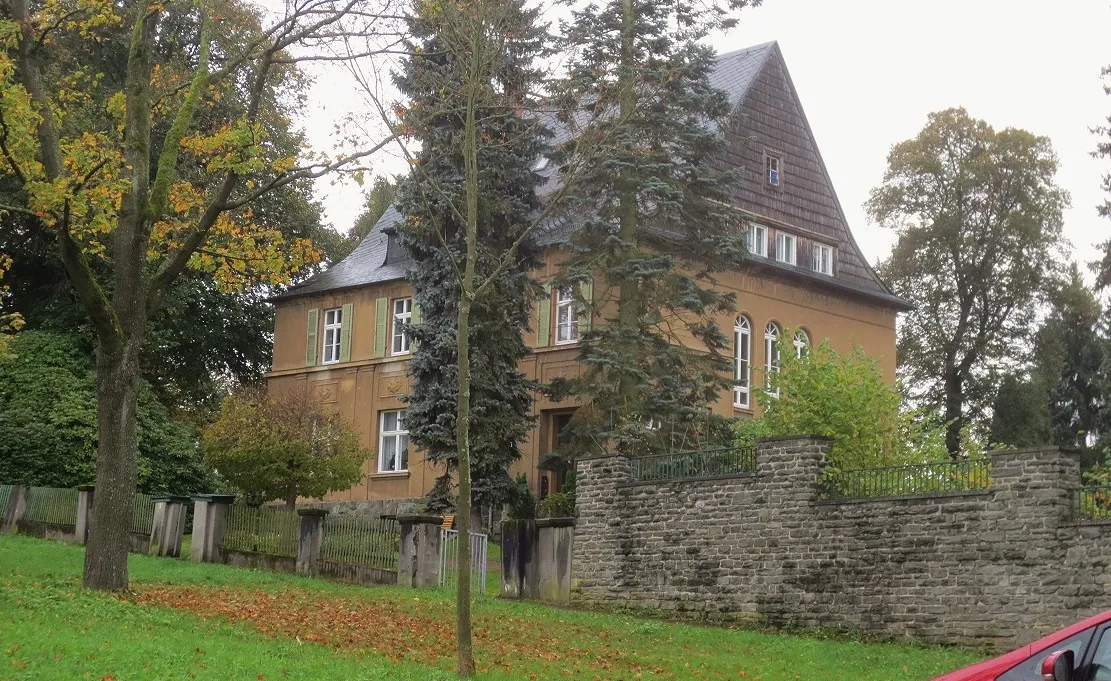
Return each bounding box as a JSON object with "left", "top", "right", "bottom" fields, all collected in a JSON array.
[{"left": 0, "top": 534, "right": 984, "bottom": 680}]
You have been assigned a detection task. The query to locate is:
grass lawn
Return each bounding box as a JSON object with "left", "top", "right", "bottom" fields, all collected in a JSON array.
[{"left": 0, "top": 534, "right": 985, "bottom": 680}]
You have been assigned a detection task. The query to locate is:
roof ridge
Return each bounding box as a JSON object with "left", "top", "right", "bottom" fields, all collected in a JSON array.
[{"left": 715, "top": 40, "right": 777, "bottom": 61}]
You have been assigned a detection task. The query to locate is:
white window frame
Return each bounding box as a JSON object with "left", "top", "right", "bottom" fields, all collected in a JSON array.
[
  {"left": 813, "top": 242, "right": 834, "bottom": 276},
  {"left": 322, "top": 307, "right": 343, "bottom": 364},
  {"left": 775, "top": 232, "right": 797, "bottom": 266},
  {"left": 378, "top": 409, "right": 409, "bottom": 473},
  {"left": 746, "top": 224, "right": 768, "bottom": 258},
  {"left": 391, "top": 297, "right": 412, "bottom": 356},
  {"left": 555, "top": 287, "right": 579, "bottom": 345},
  {"left": 734, "top": 316, "right": 752, "bottom": 408},
  {"left": 793, "top": 329, "right": 810, "bottom": 359},
  {"left": 766, "top": 154, "right": 781, "bottom": 187},
  {"left": 765, "top": 321, "right": 781, "bottom": 396}
]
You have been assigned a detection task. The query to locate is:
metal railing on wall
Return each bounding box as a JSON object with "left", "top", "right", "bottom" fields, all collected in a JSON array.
[
  {"left": 0, "top": 484, "right": 11, "bottom": 521},
  {"left": 23, "top": 486, "right": 78, "bottom": 525},
  {"left": 820, "top": 459, "right": 992, "bottom": 501},
  {"left": 1079, "top": 486, "right": 1111, "bottom": 520},
  {"left": 629, "top": 446, "right": 758, "bottom": 483},
  {"left": 220, "top": 505, "right": 299, "bottom": 557},
  {"left": 320, "top": 515, "right": 400, "bottom": 571}
]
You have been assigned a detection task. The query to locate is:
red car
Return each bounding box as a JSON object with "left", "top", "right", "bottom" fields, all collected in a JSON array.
[{"left": 931, "top": 610, "right": 1111, "bottom": 681}]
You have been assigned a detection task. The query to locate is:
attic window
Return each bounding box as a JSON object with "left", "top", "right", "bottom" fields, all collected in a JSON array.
[
  {"left": 531, "top": 157, "right": 550, "bottom": 172},
  {"left": 765, "top": 153, "right": 782, "bottom": 187}
]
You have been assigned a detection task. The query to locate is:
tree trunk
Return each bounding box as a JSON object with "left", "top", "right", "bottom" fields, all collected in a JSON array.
[
  {"left": 83, "top": 342, "right": 142, "bottom": 591},
  {"left": 285, "top": 484, "right": 297, "bottom": 512},
  {"left": 944, "top": 369, "right": 964, "bottom": 459},
  {"left": 614, "top": 0, "right": 639, "bottom": 421},
  {"left": 454, "top": 41, "right": 480, "bottom": 678}
]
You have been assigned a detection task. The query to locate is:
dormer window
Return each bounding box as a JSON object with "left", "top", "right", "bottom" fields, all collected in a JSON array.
[
  {"left": 746, "top": 224, "right": 768, "bottom": 258},
  {"left": 531, "top": 157, "right": 550, "bottom": 172},
  {"left": 813, "top": 242, "right": 834, "bottom": 276},
  {"left": 765, "top": 153, "right": 782, "bottom": 187},
  {"left": 775, "top": 232, "right": 797, "bottom": 266}
]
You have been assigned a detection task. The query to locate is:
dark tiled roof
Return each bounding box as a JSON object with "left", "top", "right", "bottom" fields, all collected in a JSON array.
[{"left": 279, "top": 41, "right": 908, "bottom": 310}]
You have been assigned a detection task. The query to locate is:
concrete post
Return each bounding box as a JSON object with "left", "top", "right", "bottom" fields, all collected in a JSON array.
[
  {"left": 189, "top": 494, "right": 235, "bottom": 562},
  {"left": 1, "top": 485, "right": 28, "bottom": 535},
  {"left": 536, "top": 518, "right": 575, "bottom": 605},
  {"left": 397, "top": 514, "right": 443, "bottom": 587},
  {"left": 190, "top": 495, "right": 210, "bottom": 562},
  {"left": 296, "top": 509, "right": 329, "bottom": 577},
  {"left": 75, "top": 485, "right": 95, "bottom": 545},
  {"left": 150, "top": 496, "right": 189, "bottom": 558},
  {"left": 500, "top": 519, "right": 538, "bottom": 599}
]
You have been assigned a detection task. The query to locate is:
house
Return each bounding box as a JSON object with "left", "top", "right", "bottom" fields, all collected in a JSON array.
[{"left": 266, "top": 41, "right": 911, "bottom": 503}]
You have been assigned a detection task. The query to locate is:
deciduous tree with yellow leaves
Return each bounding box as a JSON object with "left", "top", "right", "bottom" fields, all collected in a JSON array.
[{"left": 0, "top": 0, "right": 400, "bottom": 590}]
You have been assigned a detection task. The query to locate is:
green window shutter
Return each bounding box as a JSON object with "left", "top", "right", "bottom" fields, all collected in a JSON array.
[
  {"left": 339, "top": 302, "right": 354, "bottom": 363},
  {"left": 536, "top": 284, "right": 551, "bottom": 348},
  {"left": 373, "top": 297, "right": 388, "bottom": 358},
  {"left": 410, "top": 301, "right": 421, "bottom": 352},
  {"left": 579, "top": 279, "right": 594, "bottom": 333},
  {"left": 305, "top": 308, "right": 319, "bottom": 367}
]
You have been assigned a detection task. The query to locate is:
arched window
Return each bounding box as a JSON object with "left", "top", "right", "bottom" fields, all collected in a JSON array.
[
  {"left": 734, "top": 316, "right": 752, "bottom": 408},
  {"left": 765, "top": 321, "right": 781, "bottom": 396},
  {"left": 793, "top": 329, "right": 810, "bottom": 359}
]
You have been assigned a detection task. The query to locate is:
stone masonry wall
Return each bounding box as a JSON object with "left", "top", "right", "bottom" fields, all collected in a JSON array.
[{"left": 573, "top": 437, "right": 1111, "bottom": 651}]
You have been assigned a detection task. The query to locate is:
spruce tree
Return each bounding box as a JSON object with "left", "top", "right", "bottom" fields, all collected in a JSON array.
[
  {"left": 394, "top": 0, "right": 548, "bottom": 514},
  {"left": 549, "top": 0, "right": 756, "bottom": 455}
]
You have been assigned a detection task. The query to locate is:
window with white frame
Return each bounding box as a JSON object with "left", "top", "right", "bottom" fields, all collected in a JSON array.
[
  {"left": 378, "top": 410, "right": 409, "bottom": 473},
  {"left": 764, "top": 321, "right": 781, "bottom": 396},
  {"left": 734, "top": 316, "right": 752, "bottom": 408},
  {"left": 392, "top": 297, "right": 412, "bottom": 355},
  {"left": 746, "top": 224, "right": 768, "bottom": 258},
  {"left": 766, "top": 153, "right": 781, "bottom": 187},
  {"left": 322, "top": 307, "right": 343, "bottom": 364},
  {"left": 775, "top": 232, "right": 797, "bottom": 266},
  {"left": 555, "top": 287, "right": 578, "bottom": 344},
  {"left": 813, "top": 242, "right": 834, "bottom": 276},
  {"left": 793, "top": 329, "right": 810, "bottom": 359}
]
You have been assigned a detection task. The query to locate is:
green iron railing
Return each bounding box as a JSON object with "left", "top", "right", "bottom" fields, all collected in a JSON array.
[
  {"left": 629, "top": 446, "right": 758, "bottom": 483},
  {"left": 131, "top": 493, "right": 155, "bottom": 536},
  {"left": 820, "top": 459, "right": 992, "bottom": 500},
  {"left": 321, "top": 514, "right": 400, "bottom": 570},
  {"left": 0, "top": 484, "right": 11, "bottom": 521},
  {"left": 220, "top": 505, "right": 299, "bottom": 557},
  {"left": 23, "top": 486, "right": 78, "bottom": 525},
  {"left": 1079, "top": 486, "right": 1111, "bottom": 520}
]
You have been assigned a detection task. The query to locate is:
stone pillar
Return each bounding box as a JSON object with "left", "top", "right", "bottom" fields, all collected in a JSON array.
[
  {"left": 397, "top": 514, "right": 443, "bottom": 587},
  {"left": 536, "top": 518, "right": 575, "bottom": 605},
  {"left": 190, "top": 494, "right": 235, "bottom": 562},
  {"left": 571, "top": 454, "right": 631, "bottom": 605},
  {"left": 150, "top": 496, "right": 189, "bottom": 558},
  {"left": 1, "top": 485, "right": 28, "bottom": 535},
  {"left": 296, "top": 509, "right": 329, "bottom": 577},
  {"left": 75, "top": 485, "right": 95, "bottom": 545},
  {"left": 500, "top": 519, "right": 538, "bottom": 599},
  {"left": 190, "top": 495, "right": 210, "bottom": 562}
]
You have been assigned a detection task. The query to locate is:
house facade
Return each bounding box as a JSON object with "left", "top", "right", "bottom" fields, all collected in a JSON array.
[{"left": 266, "top": 41, "right": 911, "bottom": 503}]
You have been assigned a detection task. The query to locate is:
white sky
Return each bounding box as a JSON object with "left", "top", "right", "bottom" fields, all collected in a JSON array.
[{"left": 304, "top": 0, "right": 1111, "bottom": 272}]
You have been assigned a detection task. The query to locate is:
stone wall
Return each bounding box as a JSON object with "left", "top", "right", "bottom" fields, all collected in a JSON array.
[
  {"left": 298, "top": 497, "right": 423, "bottom": 519},
  {"left": 573, "top": 437, "right": 1111, "bottom": 651}
]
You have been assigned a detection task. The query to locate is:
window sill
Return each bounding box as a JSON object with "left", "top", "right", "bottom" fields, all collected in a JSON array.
[
  {"left": 321, "top": 360, "right": 341, "bottom": 366},
  {"left": 371, "top": 471, "right": 410, "bottom": 479},
  {"left": 553, "top": 339, "right": 580, "bottom": 347},
  {"left": 389, "top": 352, "right": 412, "bottom": 358}
]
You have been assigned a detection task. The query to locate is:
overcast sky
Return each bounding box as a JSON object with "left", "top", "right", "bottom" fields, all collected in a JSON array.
[{"left": 304, "top": 0, "right": 1111, "bottom": 273}]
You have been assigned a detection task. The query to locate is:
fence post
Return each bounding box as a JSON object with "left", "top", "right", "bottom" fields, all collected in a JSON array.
[
  {"left": 150, "top": 496, "right": 189, "bottom": 558},
  {"left": 536, "top": 518, "right": 575, "bottom": 605},
  {"left": 1, "top": 485, "right": 28, "bottom": 535},
  {"left": 397, "top": 514, "right": 443, "bottom": 587},
  {"left": 76, "top": 485, "right": 95, "bottom": 545},
  {"left": 190, "top": 494, "right": 234, "bottom": 562},
  {"left": 501, "top": 518, "right": 538, "bottom": 599},
  {"left": 296, "top": 509, "right": 329, "bottom": 578}
]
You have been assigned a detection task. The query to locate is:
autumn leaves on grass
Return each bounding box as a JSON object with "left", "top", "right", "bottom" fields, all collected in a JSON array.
[{"left": 131, "top": 585, "right": 679, "bottom": 679}]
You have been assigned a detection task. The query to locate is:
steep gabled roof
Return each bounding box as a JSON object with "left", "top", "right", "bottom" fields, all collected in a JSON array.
[{"left": 279, "top": 41, "right": 908, "bottom": 310}]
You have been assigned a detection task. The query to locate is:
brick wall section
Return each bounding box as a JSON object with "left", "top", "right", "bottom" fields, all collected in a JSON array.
[{"left": 573, "top": 437, "right": 1111, "bottom": 651}]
